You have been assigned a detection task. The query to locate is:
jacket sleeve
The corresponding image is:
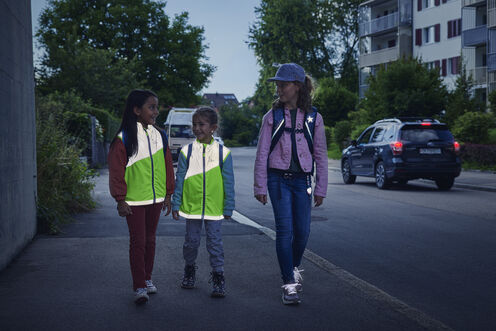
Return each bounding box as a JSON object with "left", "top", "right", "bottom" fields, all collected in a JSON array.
[
  {"left": 313, "top": 113, "right": 328, "bottom": 197},
  {"left": 253, "top": 110, "right": 273, "bottom": 196},
  {"left": 172, "top": 148, "right": 187, "bottom": 211},
  {"left": 222, "top": 151, "right": 235, "bottom": 216},
  {"left": 165, "top": 144, "right": 175, "bottom": 195},
  {"left": 108, "top": 138, "right": 128, "bottom": 202}
]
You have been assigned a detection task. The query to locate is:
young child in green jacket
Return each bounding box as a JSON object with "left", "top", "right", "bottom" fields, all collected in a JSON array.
[{"left": 172, "top": 106, "right": 235, "bottom": 298}]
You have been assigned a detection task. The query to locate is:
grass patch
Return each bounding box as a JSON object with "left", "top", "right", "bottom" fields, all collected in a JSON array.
[
  {"left": 462, "top": 161, "right": 496, "bottom": 172},
  {"left": 327, "top": 142, "right": 342, "bottom": 160}
]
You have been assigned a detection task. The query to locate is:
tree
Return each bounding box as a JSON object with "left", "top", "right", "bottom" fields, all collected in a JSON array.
[
  {"left": 361, "top": 58, "right": 448, "bottom": 121},
  {"left": 248, "top": 0, "right": 361, "bottom": 111},
  {"left": 36, "top": 0, "right": 214, "bottom": 114},
  {"left": 313, "top": 77, "right": 358, "bottom": 126},
  {"left": 219, "top": 103, "right": 259, "bottom": 146},
  {"left": 444, "top": 64, "right": 485, "bottom": 127}
]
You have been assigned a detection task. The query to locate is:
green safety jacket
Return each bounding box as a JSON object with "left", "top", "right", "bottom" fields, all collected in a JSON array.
[{"left": 172, "top": 139, "right": 235, "bottom": 220}]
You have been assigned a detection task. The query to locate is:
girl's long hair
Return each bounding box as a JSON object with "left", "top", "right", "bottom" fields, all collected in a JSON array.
[
  {"left": 112, "top": 89, "right": 158, "bottom": 158},
  {"left": 272, "top": 74, "right": 314, "bottom": 113}
]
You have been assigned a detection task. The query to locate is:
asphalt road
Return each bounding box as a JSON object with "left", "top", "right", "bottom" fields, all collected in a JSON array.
[{"left": 232, "top": 147, "right": 496, "bottom": 331}]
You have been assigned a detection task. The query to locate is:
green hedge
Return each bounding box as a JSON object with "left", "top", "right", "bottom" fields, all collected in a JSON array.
[{"left": 460, "top": 144, "right": 496, "bottom": 169}]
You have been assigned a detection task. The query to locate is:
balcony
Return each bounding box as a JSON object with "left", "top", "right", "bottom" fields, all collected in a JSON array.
[
  {"left": 462, "top": 25, "right": 487, "bottom": 47},
  {"left": 488, "top": 53, "right": 496, "bottom": 71},
  {"left": 360, "top": 12, "right": 399, "bottom": 37},
  {"left": 359, "top": 46, "right": 398, "bottom": 68},
  {"left": 462, "top": 0, "right": 487, "bottom": 7},
  {"left": 469, "top": 67, "right": 487, "bottom": 85}
]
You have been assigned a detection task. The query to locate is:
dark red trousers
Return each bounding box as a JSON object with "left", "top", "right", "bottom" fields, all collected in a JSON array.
[{"left": 126, "top": 203, "right": 162, "bottom": 290}]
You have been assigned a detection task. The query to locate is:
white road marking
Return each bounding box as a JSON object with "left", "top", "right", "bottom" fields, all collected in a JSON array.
[{"left": 232, "top": 210, "right": 453, "bottom": 331}]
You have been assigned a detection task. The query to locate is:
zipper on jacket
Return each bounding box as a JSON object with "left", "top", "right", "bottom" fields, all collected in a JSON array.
[
  {"left": 145, "top": 129, "right": 156, "bottom": 203},
  {"left": 201, "top": 144, "right": 206, "bottom": 219}
]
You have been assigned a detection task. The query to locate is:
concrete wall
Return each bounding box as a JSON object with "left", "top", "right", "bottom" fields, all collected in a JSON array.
[{"left": 0, "top": 0, "right": 36, "bottom": 271}]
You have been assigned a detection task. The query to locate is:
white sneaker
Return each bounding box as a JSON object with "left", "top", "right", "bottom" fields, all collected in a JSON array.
[
  {"left": 281, "top": 283, "right": 300, "bottom": 305},
  {"left": 293, "top": 267, "right": 304, "bottom": 292},
  {"left": 145, "top": 280, "right": 157, "bottom": 294},
  {"left": 134, "top": 288, "right": 149, "bottom": 304}
]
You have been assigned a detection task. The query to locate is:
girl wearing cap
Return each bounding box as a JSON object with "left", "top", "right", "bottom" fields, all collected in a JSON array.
[{"left": 254, "top": 63, "right": 328, "bottom": 305}]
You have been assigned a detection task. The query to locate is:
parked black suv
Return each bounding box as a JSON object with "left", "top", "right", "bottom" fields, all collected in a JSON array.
[{"left": 341, "top": 118, "right": 461, "bottom": 190}]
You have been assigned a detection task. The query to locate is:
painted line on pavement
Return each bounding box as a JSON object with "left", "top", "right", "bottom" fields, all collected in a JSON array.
[{"left": 232, "top": 210, "right": 453, "bottom": 331}]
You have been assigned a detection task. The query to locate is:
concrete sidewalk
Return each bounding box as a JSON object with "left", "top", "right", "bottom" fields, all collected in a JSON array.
[
  {"left": 328, "top": 158, "right": 496, "bottom": 192},
  {"left": 0, "top": 170, "right": 452, "bottom": 331}
]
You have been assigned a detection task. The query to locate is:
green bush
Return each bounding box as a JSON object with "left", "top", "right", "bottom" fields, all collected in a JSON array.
[
  {"left": 333, "top": 121, "right": 352, "bottom": 149},
  {"left": 36, "top": 99, "right": 96, "bottom": 234},
  {"left": 460, "top": 144, "right": 496, "bottom": 169},
  {"left": 489, "top": 128, "right": 496, "bottom": 144},
  {"left": 452, "top": 112, "right": 496, "bottom": 143},
  {"left": 351, "top": 123, "right": 370, "bottom": 140},
  {"left": 324, "top": 126, "right": 332, "bottom": 149}
]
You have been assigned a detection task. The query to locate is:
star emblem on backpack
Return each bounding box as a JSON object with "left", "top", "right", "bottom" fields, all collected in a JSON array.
[{"left": 307, "top": 116, "right": 313, "bottom": 123}]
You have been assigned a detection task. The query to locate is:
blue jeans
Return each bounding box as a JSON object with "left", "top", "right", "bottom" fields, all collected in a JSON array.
[{"left": 267, "top": 172, "right": 312, "bottom": 283}]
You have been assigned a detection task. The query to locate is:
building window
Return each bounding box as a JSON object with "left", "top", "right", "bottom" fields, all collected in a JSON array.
[
  {"left": 447, "top": 19, "right": 461, "bottom": 38},
  {"left": 424, "top": 0, "right": 434, "bottom": 9},
  {"left": 424, "top": 26, "right": 435, "bottom": 44},
  {"left": 449, "top": 56, "right": 460, "bottom": 75}
]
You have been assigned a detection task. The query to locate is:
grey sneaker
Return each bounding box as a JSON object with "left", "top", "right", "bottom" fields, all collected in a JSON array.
[
  {"left": 134, "top": 288, "right": 149, "bottom": 304},
  {"left": 145, "top": 280, "right": 157, "bottom": 294},
  {"left": 293, "top": 267, "right": 304, "bottom": 292},
  {"left": 281, "top": 283, "right": 300, "bottom": 305}
]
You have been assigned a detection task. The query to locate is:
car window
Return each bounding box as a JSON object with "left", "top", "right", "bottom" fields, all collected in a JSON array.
[
  {"left": 400, "top": 125, "right": 454, "bottom": 143},
  {"left": 384, "top": 126, "right": 395, "bottom": 142},
  {"left": 370, "top": 126, "right": 386, "bottom": 143},
  {"left": 170, "top": 125, "right": 195, "bottom": 138},
  {"left": 357, "top": 127, "right": 374, "bottom": 145}
]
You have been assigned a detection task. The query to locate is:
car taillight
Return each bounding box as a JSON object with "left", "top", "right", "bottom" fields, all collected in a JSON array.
[
  {"left": 390, "top": 141, "right": 403, "bottom": 155},
  {"left": 421, "top": 122, "right": 431, "bottom": 126},
  {"left": 454, "top": 141, "right": 460, "bottom": 154}
]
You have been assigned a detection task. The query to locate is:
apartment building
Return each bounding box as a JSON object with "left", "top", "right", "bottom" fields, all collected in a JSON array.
[
  {"left": 358, "top": 0, "right": 413, "bottom": 98},
  {"left": 462, "top": 0, "right": 495, "bottom": 103},
  {"left": 359, "top": 0, "right": 465, "bottom": 98},
  {"left": 413, "top": 0, "right": 462, "bottom": 90}
]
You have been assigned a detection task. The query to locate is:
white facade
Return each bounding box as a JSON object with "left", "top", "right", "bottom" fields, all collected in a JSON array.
[{"left": 413, "top": 0, "right": 462, "bottom": 90}]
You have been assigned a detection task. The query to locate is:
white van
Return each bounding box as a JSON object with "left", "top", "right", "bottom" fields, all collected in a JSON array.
[{"left": 164, "top": 108, "right": 196, "bottom": 161}]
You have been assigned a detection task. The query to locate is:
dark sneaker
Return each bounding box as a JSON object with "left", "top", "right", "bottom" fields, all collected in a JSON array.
[
  {"left": 281, "top": 283, "right": 300, "bottom": 305},
  {"left": 181, "top": 264, "right": 197, "bottom": 289},
  {"left": 209, "top": 271, "right": 225, "bottom": 297},
  {"left": 293, "top": 267, "right": 304, "bottom": 292}
]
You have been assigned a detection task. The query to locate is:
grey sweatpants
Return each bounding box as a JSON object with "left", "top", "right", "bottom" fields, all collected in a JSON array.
[{"left": 183, "top": 219, "right": 224, "bottom": 272}]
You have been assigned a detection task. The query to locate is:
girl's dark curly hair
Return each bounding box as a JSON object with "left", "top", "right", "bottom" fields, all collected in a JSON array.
[
  {"left": 272, "top": 74, "right": 314, "bottom": 112},
  {"left": 112, "top": 89, "right": 158, "bottom": 158}
]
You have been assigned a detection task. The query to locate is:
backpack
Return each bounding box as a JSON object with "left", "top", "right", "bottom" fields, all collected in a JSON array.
[
  {"left": 186, "top": 142, "right": 224, "bottom": 171},
  {"left": 269, "top": 106, "right": 318, "bottom": 155},
  {"left": 121, "top": 126, "right": 169, "bottom": 162}
]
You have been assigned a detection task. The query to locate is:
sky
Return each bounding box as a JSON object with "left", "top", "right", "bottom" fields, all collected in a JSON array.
[{"left": 30, "top": 0, "right": 261, "bottom": 102}]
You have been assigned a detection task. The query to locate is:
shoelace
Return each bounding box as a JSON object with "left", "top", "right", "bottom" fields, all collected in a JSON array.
[
  {"left": 294, "top": 267, "right": 304, "bottom": 283},
  {"left": 136, "top": 288, "right": 147, "bottom": 295},
  {"left": 145, "top": 280, "right": 154, "bottom": 287},
  {"left": 281, "top": 283, "right": 298, "bottom": 295}
]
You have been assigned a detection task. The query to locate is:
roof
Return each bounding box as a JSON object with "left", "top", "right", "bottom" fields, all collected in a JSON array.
[{"left": 202, "top": 93, "right": 239, "bottom": 108}]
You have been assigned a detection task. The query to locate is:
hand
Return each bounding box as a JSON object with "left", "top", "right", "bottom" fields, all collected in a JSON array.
[
  {"left": 172, "top": 210, "right": 180, "bottom": 220},
  {"left": 224, "top": 215, "right": 231, "bottom": 220},
  {"left": 255, "top": 194, "right": 267, "bottom": 205},
  {"left": 162, "top": 195, "right": 171, "bottom": 216},
  {"left": 314, "top": 195, "right": 324, "bottom": 207},
  {"left": 117, "top": 200, "right": 132, "bottom": 217}
]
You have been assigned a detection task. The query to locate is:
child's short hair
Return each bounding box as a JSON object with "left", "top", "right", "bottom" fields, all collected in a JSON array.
[{"left": 194, "top": 106, "right": 218, "bottom": 125}]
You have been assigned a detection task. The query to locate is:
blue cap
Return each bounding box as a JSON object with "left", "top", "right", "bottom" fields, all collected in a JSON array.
[{"left": 267, "top": 63, "right": 305, "bottom": 83}]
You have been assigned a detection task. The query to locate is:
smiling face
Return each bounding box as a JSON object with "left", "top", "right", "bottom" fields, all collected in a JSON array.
[
  {"left": 276, "top": 81, "right": 300, "bottom": 109},
  {"left": 192, "top": 114, "right": 217, "bottom": 144},
  {"left": 134, "top": 96, "right": 159, "bottom": 128}
]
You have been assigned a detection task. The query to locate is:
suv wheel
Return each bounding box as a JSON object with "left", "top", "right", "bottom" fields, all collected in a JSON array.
[
  {"left": 435, "top": 176, "right": 454, "bottom": 191},
  {"left": 342, "top": 159, "right": 356, "bottom": 184},
  {"left": 375, "top": 161, "right": 390, "bottom": 189}
]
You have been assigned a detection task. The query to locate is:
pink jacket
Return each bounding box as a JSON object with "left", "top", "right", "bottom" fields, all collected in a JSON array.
[{"left": 254, "top": 108, "right": 328, "bottom": 197}]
